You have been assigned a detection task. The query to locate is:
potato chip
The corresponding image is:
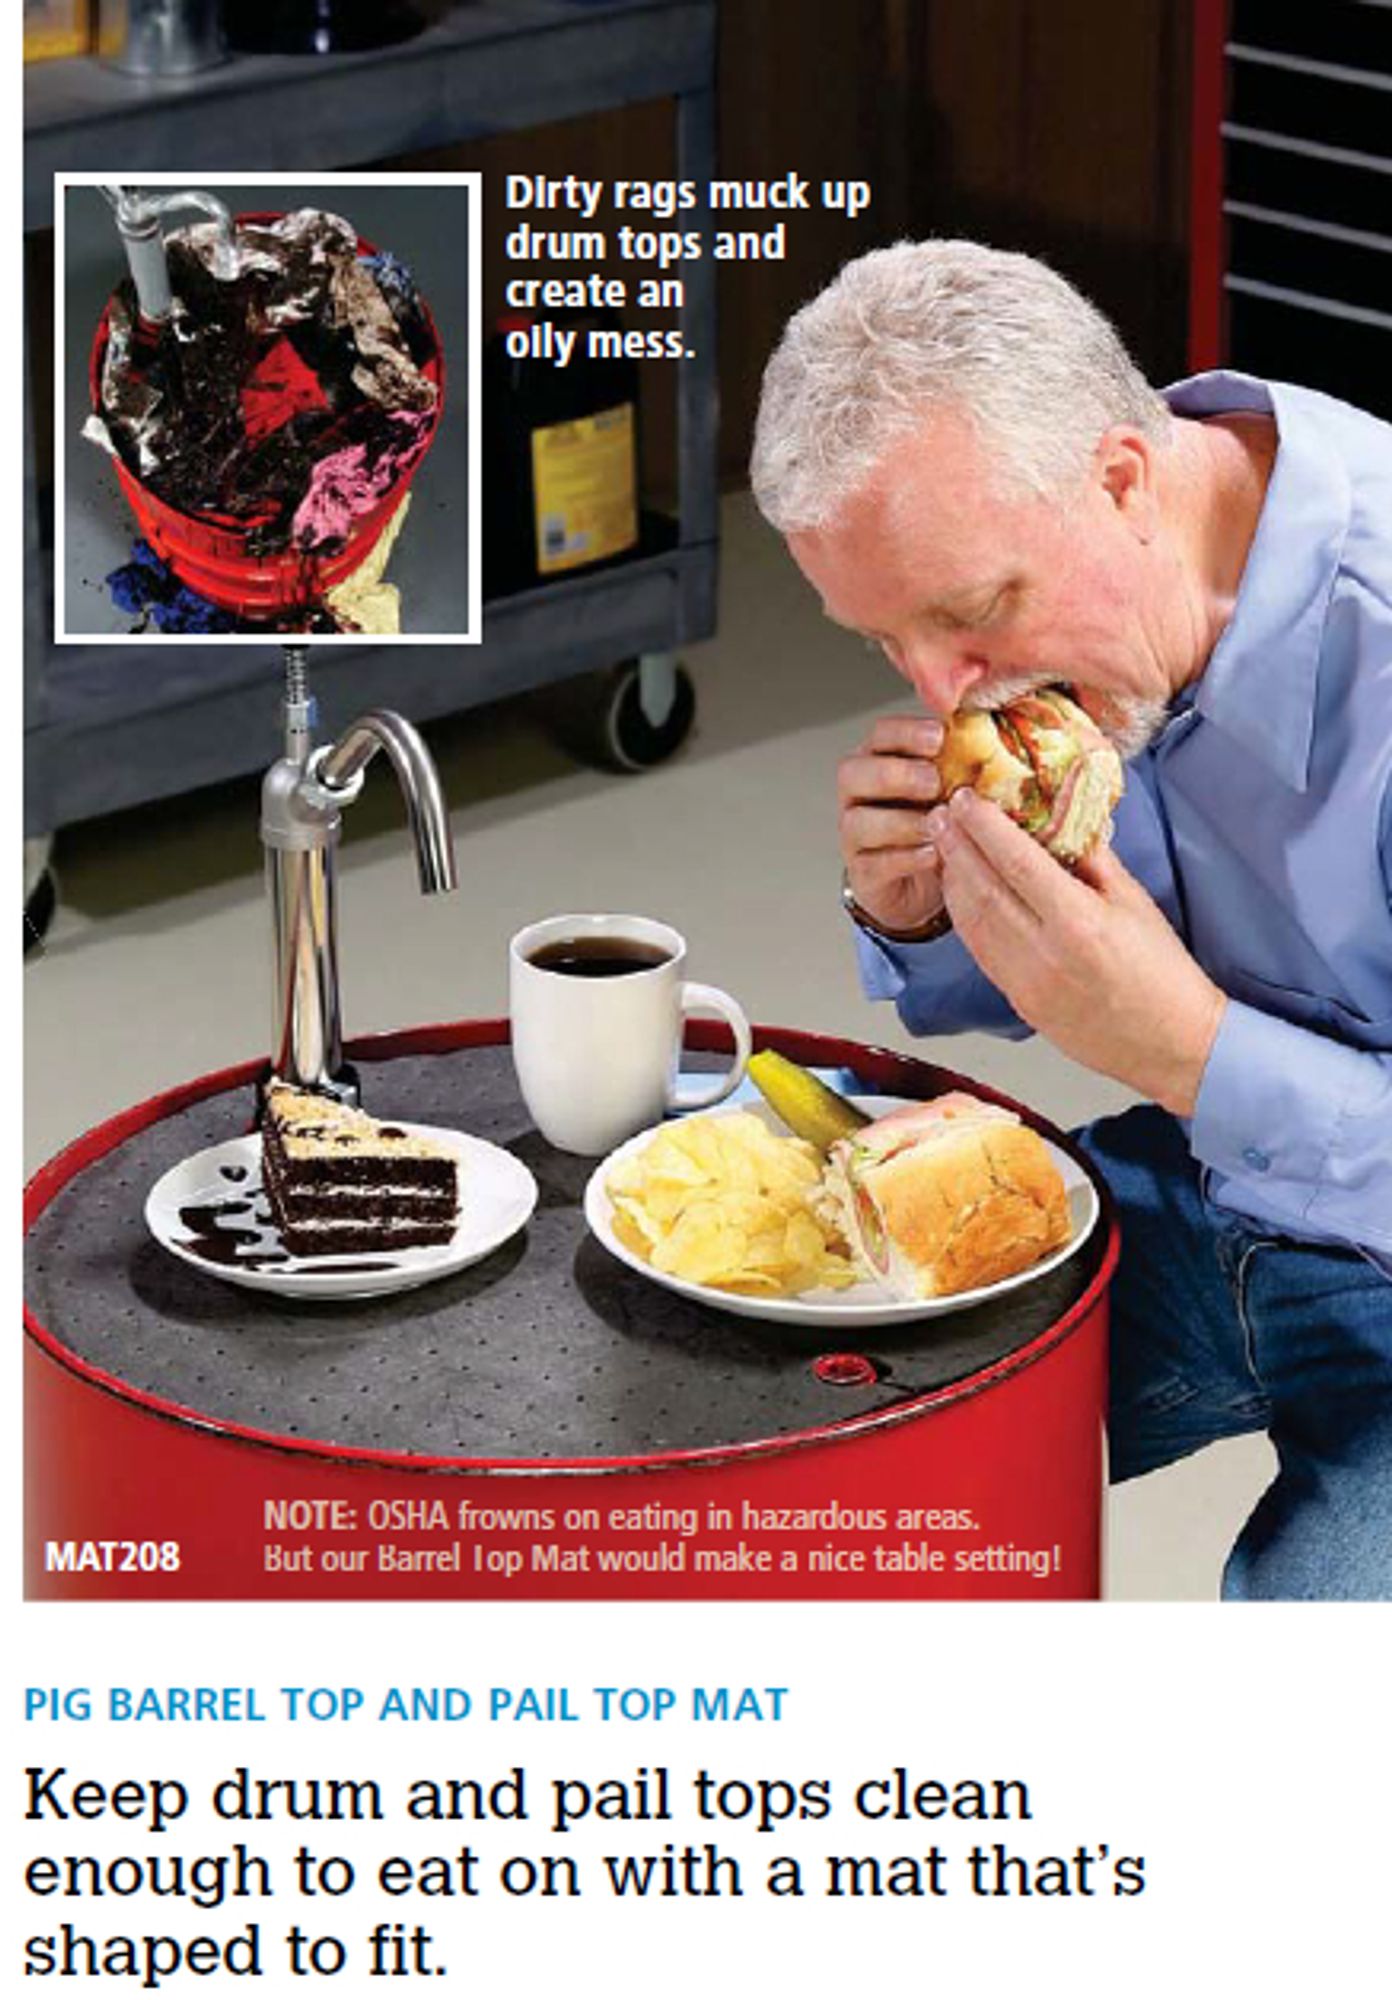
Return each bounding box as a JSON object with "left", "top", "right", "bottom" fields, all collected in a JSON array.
[{"left": 606, "top": 1111, "right": 858, "bottom": 1295}]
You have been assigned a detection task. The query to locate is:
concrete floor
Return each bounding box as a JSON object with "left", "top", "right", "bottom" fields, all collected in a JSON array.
[{"left": 24, "top": 492, "right": 1275, "bottom": 1597}]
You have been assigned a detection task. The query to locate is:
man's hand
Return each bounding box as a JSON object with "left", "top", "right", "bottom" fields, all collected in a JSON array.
[
  {"left": 838, "top": 715, "right": 947, "bottom": 934},
  {"left": 929, "top": 788, "right": 1227, "bottom": 1116}
]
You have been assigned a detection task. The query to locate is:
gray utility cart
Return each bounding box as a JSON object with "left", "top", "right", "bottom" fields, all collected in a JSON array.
[{"left": 24, "top": 0, "right": 719, "bottom": 838}]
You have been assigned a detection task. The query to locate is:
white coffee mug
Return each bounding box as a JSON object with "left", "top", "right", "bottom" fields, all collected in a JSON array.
[{"left": 509, "top": 914, "right": 752, "bottom": 1154}]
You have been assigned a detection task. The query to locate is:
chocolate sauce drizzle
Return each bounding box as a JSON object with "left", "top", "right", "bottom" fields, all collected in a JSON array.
[
  {"left": 176, "top": 1195, "right": 401, "bottom": 1277},
  {"left": 176, "top": 1199, "right": 289, "bottom": 1270}
]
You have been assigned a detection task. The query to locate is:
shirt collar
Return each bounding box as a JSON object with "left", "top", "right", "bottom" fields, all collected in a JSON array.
[{"left": 1163, "top": 370, "right": 1351, "bottom": 794}]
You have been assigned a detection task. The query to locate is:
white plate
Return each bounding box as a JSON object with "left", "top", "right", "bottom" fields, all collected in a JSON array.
[
  {"left": 146, "top": 1123, "right": 538, "bottom": 1300},
  {"left": 583, "top": 1096, "right": 1099, "bottom": 1328}
]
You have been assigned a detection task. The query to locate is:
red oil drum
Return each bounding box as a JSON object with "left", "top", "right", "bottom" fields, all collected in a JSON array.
[
  {"left": 87, "top": 217, "right": 444, "bottom": 618},
  {"left": 24, "top": 1023, "right": 1118, "bottom": 1602}
]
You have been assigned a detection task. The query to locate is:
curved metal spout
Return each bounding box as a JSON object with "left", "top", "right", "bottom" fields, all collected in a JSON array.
[
  {"left": 262, "top": 687, "right": 457, "bottom": 1095},
  {"left": 317, "top": 710, "right": 458, "bottom": 895},
  {"left": 99, "top": 184, "right": 239, "bottom": 321}
]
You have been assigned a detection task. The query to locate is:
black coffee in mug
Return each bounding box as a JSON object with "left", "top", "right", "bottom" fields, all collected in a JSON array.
[
  {"left": 510, "top": 912, "right": 752, "bottom": 1151},
  {"left": 527, "top": 936, "right": 672, "bottom": 979}
]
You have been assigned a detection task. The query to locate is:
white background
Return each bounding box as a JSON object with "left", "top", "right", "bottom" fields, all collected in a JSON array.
[
  {"left": 11, "top": 41, "right": 1387, "bottom": 2000},
  {"left": 9, "top": 1603, "right": 1388, "bottom": 1995}
]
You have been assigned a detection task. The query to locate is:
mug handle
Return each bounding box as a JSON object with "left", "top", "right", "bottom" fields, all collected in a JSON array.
[{"left": 668, "top": 983, "right": 753, "bottom": 1113}]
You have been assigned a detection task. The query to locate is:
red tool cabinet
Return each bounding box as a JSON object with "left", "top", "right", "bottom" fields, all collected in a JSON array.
[{"left": 1190, "top": 0, "right": 1392, "bottom": 414}]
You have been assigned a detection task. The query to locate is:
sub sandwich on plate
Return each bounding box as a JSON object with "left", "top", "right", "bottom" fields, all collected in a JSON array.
[
  {"left": 823, "top": 1094, "right": 1073, "bottom": 1300},
  {"left": 936, "top": 688, "right": 1123, "bottom": 862}
]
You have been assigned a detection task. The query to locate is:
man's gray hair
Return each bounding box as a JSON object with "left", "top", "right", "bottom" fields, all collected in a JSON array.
[{"left": 751, "top": 239, "right": 1172, "bottom": 532}]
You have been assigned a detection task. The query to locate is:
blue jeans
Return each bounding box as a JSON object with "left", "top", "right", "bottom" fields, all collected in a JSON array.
[{"left": 1075, "top": 1105, "right": 1392, "bottom": 1601}]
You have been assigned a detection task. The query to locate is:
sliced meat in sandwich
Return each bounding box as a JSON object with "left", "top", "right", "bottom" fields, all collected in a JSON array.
[
  {"left": 824, "top": 1093, "right": 1073, "bottom": 1299},
  {"left": 937, "top": 688, "right": 1123, "bottom": 863}
]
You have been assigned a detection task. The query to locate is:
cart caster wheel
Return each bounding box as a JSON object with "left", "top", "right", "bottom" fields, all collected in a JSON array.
[
  {"left": 600, "top": 659, "right": 695, "bottom": 771},
  {"left": 25, "top": 871, "right": 56, "bottom": 957},
  {"left": 543, "top": 657, "right": 696, "bottom": 773},
  {"left": 24, "top": 837, "right": 55, "bottom": 957}
]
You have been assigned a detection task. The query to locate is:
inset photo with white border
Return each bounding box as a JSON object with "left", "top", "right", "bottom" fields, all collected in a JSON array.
[{"left": 55, "top": 170, "right": 480, "bottom": 644}]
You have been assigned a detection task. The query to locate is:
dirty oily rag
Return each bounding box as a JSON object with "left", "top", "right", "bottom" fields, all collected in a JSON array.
[{"left": 84, "top": 209, "right": 440, "bottom": 558}]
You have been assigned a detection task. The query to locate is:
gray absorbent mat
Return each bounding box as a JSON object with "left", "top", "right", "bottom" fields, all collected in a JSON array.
[{"left": 25, "top": 1048, "right": 1101, "bottom": 1462}]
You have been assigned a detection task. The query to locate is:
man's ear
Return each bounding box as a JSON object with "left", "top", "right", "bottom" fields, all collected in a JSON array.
[{"left": 1095, "top": 427, "right": 1159, "bottom": 543}]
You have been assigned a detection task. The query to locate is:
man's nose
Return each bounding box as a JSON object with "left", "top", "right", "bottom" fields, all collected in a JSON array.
[{"left": 900, "top": 641, "right": 987, "bottom": 720}]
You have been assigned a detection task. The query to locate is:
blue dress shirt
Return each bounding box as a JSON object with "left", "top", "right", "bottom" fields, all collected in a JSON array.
[{"left": 856, "top": 371, "right": 1392, "bottom": 1269}]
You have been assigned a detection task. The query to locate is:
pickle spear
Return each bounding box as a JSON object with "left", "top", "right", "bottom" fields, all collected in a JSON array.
[{"left": 748, "top": 1049, "right": 870, "bottom": 1153}]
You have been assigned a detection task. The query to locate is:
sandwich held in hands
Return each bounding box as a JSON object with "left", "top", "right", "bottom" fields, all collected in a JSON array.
[
  {"left": 936, "top": 689, "right": 1123, "bottom": 863},
  {"left": 836, "top": 691, "right": 1123, "bottom": 946}
]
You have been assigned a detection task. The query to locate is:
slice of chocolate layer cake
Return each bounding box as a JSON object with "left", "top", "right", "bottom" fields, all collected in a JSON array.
[{"left": 261, "top": 1081, "right": 459, "bottom": 1257}]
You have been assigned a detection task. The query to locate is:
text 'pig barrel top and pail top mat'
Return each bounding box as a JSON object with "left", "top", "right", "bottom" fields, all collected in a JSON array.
[{"left": 25, "top": 1023, "right": 1118, "bottom": 1601}]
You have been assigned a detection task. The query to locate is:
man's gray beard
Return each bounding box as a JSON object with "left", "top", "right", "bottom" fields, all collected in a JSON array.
[
  {"left": 1099, "top": 696, "right": 1169, "bottom": 759},
  {"left": 960, "top": 679, "right": 1168, "bottom": 760},
  {"left": 961, "top": 674, "right": 1043, "bottom": 713}
]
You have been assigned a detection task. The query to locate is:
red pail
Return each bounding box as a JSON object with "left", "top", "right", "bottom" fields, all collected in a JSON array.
[{"left": 88, "top": 216, "right": 444, "bottom": 619}]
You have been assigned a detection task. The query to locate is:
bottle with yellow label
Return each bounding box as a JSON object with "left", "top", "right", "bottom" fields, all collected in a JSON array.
[
  {"left": 483, "top": 313, "right": 642, "bottom": 598},
  {"left": 24, "top": 0, "right": 91, "bottom": 60}
]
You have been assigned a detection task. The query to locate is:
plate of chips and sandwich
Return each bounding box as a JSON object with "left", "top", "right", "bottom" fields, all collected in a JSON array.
[{"left": 583, "top": 1064, "right": 1099, "bottom": 1329}]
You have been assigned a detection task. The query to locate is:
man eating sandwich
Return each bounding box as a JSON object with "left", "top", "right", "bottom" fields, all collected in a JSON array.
[{"left": 752, "top": 239, "right": 1392, "bottom": 1602}]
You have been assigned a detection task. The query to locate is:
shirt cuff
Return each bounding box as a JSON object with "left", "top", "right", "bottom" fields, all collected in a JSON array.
[
  {"left": 1192, "top": 998, "right": 1368, "bottom": 1219},
  {"left": 852, "top": 917, "right": 974, "bottom": 1001},
  {"left": 850, "top": 918, "right": 1030, "bottom": 1038}
]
